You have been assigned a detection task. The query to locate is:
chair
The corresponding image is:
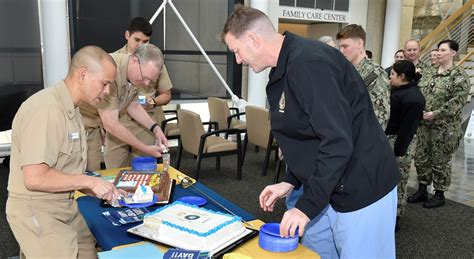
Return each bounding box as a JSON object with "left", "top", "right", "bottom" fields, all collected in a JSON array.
[
  {"left": 207, "top": 97, "right": 246, "bottom": 131},
  {"left": 0, "top": 89, "right": 31, "bottom": 131},
  {"left": 154, "top": 106, "right": 180, "bottom": 140},
  {"left": 175, "top": 109, "right": 243, "bottom": 181},
  {"left": 243, "top": 105, "right": 278, "bottom": 176},
  {"left": 274, "top": 157, "right": 284, "bottom": 183},
  {"left": 0, "top": 89, "right": 31, "bottom": 167}
]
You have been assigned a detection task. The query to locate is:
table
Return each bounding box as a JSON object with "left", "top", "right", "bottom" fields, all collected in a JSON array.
[{"left": 78, "top": 165, "right": 319, "bottom": 258}]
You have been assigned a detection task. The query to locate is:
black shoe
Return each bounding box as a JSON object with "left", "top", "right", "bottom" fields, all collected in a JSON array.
[
  {"left": 407, "top": 183, "right": 428, "bottom": 203},
  {"left": 423, "top": 191, "right": 445, "bottom": 209}
]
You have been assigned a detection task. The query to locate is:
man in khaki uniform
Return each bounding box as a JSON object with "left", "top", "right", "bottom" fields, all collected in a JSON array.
[
  {"left": 110, "top": 17, "right": 173, "bottom": 166},
  {"left": 80, "top": 43, "right": 168, "bottom": 170},
  {"left": 6, "top": 46, "right": 122, "bottom": 258}
]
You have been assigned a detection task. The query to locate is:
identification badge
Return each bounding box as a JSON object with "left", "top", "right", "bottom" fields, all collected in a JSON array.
[{"left": 69, "top": 132, "right": 80, "bottom": 140}]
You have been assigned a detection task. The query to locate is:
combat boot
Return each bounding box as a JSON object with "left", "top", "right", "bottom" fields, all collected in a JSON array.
[
  {"left": 407, "top": 183, "right": 428, "bottom": 203},
  {"left": 423, "top": 190, "right": 445, "bottom": 209}
]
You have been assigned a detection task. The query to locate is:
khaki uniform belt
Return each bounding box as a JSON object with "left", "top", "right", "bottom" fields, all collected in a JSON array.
[{"left": 9, "top": 191, "right": 75, "bottom": 200}]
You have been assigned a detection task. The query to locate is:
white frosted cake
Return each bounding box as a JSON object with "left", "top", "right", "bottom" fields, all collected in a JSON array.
[
  {"left": 132, "top": 185, "right": 153, "bottom": 203},
  {"left": 143, "top": 201, "right": 245, "bottom": 251}
]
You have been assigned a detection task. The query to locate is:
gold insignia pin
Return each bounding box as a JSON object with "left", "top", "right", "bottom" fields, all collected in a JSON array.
[{"left": 279, "top": 92, "right": 285, "bottom": 113}]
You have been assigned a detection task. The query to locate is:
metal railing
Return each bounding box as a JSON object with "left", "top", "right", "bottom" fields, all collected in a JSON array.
[{"left": 419, "top": 0, "right": 473, "bottom": 63}]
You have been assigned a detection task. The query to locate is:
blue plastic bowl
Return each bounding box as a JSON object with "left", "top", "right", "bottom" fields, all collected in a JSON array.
[
  {"left": 131, "top": 157, "right": 157, "bottom": 171},
  {"left": 258, "top": 223, "right": 299, "bottom": 253}
]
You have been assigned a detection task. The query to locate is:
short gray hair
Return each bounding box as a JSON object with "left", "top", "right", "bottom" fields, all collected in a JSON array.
[
  {"left": 221, "top": 5, "right": 274, "bottom": 42},
  {"left": 132, "top": 43, "right": 164, "bottom": 70},
  {"left": 318, "top": 36, "right": 333, "bottom": 44}
]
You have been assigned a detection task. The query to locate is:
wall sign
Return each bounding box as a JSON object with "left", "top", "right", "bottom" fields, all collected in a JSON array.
[{"left": 280, "top": 7, "right": 348, "bottom": 23}]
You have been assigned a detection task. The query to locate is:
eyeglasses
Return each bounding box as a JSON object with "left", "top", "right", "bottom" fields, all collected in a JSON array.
[{"left": 136, "top": 56, "right": 154, "bottom": 84}]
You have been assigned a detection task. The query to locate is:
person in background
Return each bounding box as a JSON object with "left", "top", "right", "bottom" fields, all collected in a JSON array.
[
  {"left": 385, "top": 49, "right": 405, "bottom": 76},
  {"left": 318, "top": 35, "right": 336, "bottom": 48},
  {"left": 404, "top": 39, "right": 429, "bottom": 81},
  {"left": 80, "top": 43, "right": 168, "bottom": 170},
  {"left": 337, "top": 24, "right": 391, "bottom": 129},
  {"left": 6, "top": 46, "right": 122, "bottom": 258},
  {"left": 408, "top": 39, "right": 470, "bottom": 208},
  {"left": 221, "top": 6, "right": 399, "bottom": 258},
  {"left": 111, "top": 17, "right": 173, "bottom": 167},
  {"left": 429, "top": 48, "right": 439, "bottom": 67},
  {"left": 385, "top": 60, "right": 425, "bottom": 232}
]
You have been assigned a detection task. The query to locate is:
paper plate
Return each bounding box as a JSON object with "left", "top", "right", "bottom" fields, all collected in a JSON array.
[
  {"left": 176, "top": 196, "right": 207, "bottom": 207},
  {"left": 119, "top": 194, "right": 158, "bottom": 208}
]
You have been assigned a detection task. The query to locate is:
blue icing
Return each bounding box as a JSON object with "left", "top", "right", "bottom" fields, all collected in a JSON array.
[{"left": 145, "top": 201, "right": 242, "bottom": 237}]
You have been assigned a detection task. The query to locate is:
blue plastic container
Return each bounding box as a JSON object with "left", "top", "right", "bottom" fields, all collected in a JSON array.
[
  {"left": 131, "top": 156, "right": 157, "bottom": 171},
  {"left": 258, "top": 223, "right": 299, "bottom": 253}
]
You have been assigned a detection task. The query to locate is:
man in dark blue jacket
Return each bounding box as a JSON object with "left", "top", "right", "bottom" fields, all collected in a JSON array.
[{"left": 222, "top": 6, "right": 400, "bottom": 259}]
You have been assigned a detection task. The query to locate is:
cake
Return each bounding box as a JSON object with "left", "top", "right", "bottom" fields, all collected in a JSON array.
[
  {"left": 132, "top": 185, "right": 154, "bottom": 203},
  {"left": 113, "top": 171, "right": 173, "bottom": 204},
  {"left": 143, "top": 201, "right": 245, "bottom": 251}
]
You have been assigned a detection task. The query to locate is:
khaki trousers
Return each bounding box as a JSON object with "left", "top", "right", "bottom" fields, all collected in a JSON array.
[
  {"left": 86, "top": 127, "right": 103, "bottom": 171},
  {"left": 6, "top": 195, "right": 96, "bottom": 259}
]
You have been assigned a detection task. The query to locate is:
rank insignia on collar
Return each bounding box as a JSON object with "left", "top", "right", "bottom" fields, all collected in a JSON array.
[{"left": 279, "top": 91, "right": 285, "bottom": 113}]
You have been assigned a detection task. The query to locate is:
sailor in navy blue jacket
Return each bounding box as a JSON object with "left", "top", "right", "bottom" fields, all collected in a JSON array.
[
  {"left": 266, "top": 32, "right": 399, "bottom": 219},
  {"left": 222, "top": 6, "right": 399, "bottom": 258}
]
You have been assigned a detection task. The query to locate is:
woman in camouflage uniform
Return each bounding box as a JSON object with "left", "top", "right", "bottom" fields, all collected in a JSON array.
[{"left": 408, "top": 39, "right": 471, "bottom": 208}]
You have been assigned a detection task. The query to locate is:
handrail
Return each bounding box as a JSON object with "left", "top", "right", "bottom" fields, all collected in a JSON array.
[
  {"left": 419, "top": 0, "right": 473, "bottom": 50},
  {"left": 424, "top": 17, "right": 472, "bottom": 46},
  {"left": 457, "top": 50, "right": 474, "bottom": 66},
  {"left": 420, "top": 19, "right": 473, "bottom": 62}
]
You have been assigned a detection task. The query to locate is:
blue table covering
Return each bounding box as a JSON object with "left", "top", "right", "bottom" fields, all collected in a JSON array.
[{"left": 78, "top": 182, "right": 255, "bottom": 251}]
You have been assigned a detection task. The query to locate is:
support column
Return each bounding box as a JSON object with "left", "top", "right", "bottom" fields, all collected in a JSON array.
[
  {"left": 247, "top": 0, "right": 271, "bottom": 108},
  {"left": 37, "top": 0, "right": 70, "bottom": 88},
  {"left": 381, "top": 0, "right": 403, "bottom": 68}
]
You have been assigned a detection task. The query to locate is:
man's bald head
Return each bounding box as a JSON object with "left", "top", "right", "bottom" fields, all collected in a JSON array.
[
  {"left": 68, "top": 45, "right": 116, "bottom": 77},
  {"left": 221, "top": 4, "right": 276, "bottom": 42}
]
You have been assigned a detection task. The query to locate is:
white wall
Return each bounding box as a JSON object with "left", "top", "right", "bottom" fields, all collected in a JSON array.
[{"left": 348, "top": 0, "right": 369, "bottom": 28}]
